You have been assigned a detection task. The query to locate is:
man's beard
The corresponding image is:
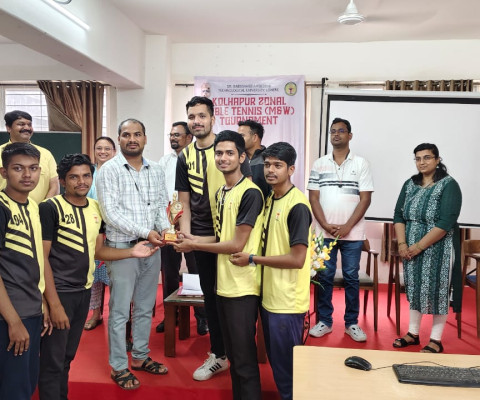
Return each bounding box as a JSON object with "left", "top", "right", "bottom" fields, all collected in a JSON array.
[{"left": 122, "top": 147, "right": 143, "bottom": 157}]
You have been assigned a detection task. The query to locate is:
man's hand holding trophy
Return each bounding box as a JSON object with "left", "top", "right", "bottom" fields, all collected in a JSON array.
[{"left": 164, "top": 192, "right": 183, "bottom": 242}]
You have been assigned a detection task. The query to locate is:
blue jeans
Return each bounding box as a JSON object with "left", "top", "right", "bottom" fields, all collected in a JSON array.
[
  {"left": 316, "top": 239, "right": 363, "bottom": 328},
  {"left": 106, "top": 240, "right": 161, "bottom": 371}
]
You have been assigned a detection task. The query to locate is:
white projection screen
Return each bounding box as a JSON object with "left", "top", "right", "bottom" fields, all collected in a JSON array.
[{"left": 325, "top": 89, "right": 480, "bottom": 227}]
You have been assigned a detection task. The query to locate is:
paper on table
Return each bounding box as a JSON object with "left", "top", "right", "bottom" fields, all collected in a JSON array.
[{"left": 178, "top": 273, "right": 204, "bottom": 296}]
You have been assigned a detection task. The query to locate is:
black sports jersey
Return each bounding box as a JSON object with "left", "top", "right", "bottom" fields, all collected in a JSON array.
[
  {"left": 39, "top": 195, "right": 103, "bottom": 292},
  {"left": 0, "top": 191, "right": 44, "bottom": 319},
  {"left": 176, "top": 140, "right": 252, "bottom": 236}
]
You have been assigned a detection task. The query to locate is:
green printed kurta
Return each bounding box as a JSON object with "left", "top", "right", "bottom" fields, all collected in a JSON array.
[{"left": 393, "top": 176, "right": 462, "bottom": 314}]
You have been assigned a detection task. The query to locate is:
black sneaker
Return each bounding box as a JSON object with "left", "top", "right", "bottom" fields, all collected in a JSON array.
[{"left": 197, "top": 318, "right": 209, "bottom": 336}]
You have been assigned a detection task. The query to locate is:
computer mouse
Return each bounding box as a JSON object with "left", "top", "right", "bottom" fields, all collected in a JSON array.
[{"left": 344, "top": 356, "right": 372, "bottom": 371}]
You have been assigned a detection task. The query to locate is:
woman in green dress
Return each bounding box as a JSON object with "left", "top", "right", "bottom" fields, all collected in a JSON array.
[{"left": 392, "top": 143, "right": 462, "bottom": 353}]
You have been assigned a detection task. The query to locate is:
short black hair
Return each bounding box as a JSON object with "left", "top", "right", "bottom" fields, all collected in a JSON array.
[
  {"left": 214, "top": 130, "right": 245, "bottom": 156},
  {"left": 4, "top": 110, "right": 32, "bottom": 127},
  {"left": 262, "top": 142, "right": 296, "bottom": 166},
  {"left": 57, "top": 153, "right": 94, "bottom": 181},
  {"left": 118, "top": 119, "right": 146, "bottom": 136},
  {"left": 331, "top": 117, "right": 351, "bottom": 133},
  {"left": 238, "top": 120, "right": 264, "bottom": 140},
  {"left": 94, "top": 136, "right": 116, "bottom": 151},
  {"left": 1, "top": 142, "right": 40, "bottom": 168},
  {"left": 186, "top": 96, "right": 214, "bottom": 116},
  {"left": 172, "top": 121, "right": 190, "bottom": 135}
]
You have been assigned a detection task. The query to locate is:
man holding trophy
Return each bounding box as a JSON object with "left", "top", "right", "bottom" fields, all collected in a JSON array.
[
  {"left": 97, "top": 118, "right": 170, "bottom": 390},
  {"left": 156, "top": 122, "right": 207, "bottom": 335}
]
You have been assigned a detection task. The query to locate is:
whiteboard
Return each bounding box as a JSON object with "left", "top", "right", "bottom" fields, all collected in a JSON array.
[{"left": 325, "top": 89, "right": 480, "bottom": 227}]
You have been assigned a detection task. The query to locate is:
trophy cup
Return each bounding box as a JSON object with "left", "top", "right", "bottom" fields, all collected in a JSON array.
[{"left": 164, "top": 193, "right": 183, "bottom": 242}]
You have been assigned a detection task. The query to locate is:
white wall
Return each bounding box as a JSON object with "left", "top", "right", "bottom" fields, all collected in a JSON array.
[
  {"left": 116, "top": 36, "right": 170, "bottom": 162},
  {"left": 0, "top": 0, "right": 145, "bottom": 88},
  {"left": 0, "top": 43, "right": 92, "bottom": 81},
  {"left": 171, "top": 40, "right": 480, "bottom": 82}
]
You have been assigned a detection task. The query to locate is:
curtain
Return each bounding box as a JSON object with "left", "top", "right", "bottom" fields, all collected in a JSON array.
[
  {"left": 382, "top": 78, "right": 473, "bottom": 261},
  {"left": 385, "top": 79, "right": 473, "bottom": 92},
  {"left": 37, "top": 80, "right": 105, "bottom": 157}
]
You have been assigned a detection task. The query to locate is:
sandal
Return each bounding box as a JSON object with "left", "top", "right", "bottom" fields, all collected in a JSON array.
[
  {"left": 420, "top": 338, "right": 444, "bottom": 353},
  {"left": 84, "top": 318, "right": 103, "bottom": 331},
  {"left": 111, "top": 368, "right": 140, "bottom": 390},
  {"left": 132, "top": 357, "right": 168, "bottom": 375},
  {"left": 393, "top": 332, "right": 420, "bottom": 348}
]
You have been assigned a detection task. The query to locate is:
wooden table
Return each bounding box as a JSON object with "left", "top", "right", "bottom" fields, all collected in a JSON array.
[
  {"left": 293, "top": 346, "right": 480, "bottom": 400},
  {"left": 164, "top": 288, "right": 205, "bottom": 357},
  {"left": 163, "top": 288, "right": 267, "bottom": 362}
]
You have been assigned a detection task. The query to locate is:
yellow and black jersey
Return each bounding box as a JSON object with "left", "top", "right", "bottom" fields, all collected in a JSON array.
[
  {"left": 261, "top": 186, "right": 312, "bottom": 314},
  {"left": 0, "top": 191, "right": 44, "bottom": 319},
  {"left": 175, "top": 140, "right": 252, "bottom": 236},
  {"left": 214, "top": 177, "right": 263, "bottom": 298},
  {"left": 39, "top": 195, "right": 103, "bottom": 292}
]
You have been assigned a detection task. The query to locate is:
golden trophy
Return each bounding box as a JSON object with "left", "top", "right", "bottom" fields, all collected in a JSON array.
[{"left": 164, "top": 192, "right": 183, "bottom": 242}]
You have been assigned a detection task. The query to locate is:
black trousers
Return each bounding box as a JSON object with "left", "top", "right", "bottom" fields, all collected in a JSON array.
[
  {"left": 39, "top": 289, "right": 90, "bottom": 400},
  {"left": 161, "top": 245, "right": 205, "bottom": 319},
  {"left": 0, "top": 315, "right": 42, "bottom": 400},
  {"left": 194, "top": 250, "right": 225, "bottom": 357},
  {"left": 217, "top": 295, "right": 261, "bottom": 400}
]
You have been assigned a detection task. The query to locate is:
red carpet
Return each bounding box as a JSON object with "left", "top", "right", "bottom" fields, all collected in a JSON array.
[{"left": 33, "top": 284, "right": 480, "bottom": 399}]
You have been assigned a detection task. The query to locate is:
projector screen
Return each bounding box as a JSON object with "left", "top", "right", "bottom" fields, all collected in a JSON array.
[{"left": 325, "top": 89, "right": 480, "bottom": 227}]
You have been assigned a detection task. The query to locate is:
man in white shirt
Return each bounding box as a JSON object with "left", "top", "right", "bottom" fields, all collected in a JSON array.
[
  {"left": 307, "top": 117, "right": 374, "bottom": 342},
  {"left": 156, "top": 122, "right": 207, "bottom": 334}
]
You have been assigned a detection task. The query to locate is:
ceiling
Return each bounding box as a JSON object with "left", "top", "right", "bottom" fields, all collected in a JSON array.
[{"left": 108, "top": 0, "right": 480, "bottom": 43}]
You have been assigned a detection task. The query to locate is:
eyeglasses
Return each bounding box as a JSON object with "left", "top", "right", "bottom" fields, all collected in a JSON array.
[
  {"left": 414, "top": 155, "right": 436, "bottom": 162},
  {"left": 95, "top": 146, "right": 113, "bottom": 152},
  {"left": 329, "top": 129, "right": 349, "bottom": 135},
  {"left": 167, "top": 133, "right": 186, "bottom": 138}
]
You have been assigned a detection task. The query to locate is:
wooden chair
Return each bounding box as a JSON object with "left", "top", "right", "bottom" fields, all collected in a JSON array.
[
  {"left": 460, "top": 240, "right": 480, "bottom": 338},
  {"left": 387, "top": 239, "right": 405, "bottom": 335},
  {"left": 313, "top": 239, "right": 379, "bottom": 331}
]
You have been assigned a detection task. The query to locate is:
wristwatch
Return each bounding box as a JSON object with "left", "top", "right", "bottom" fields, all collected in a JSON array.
[{"left": 248, "top": 254, "right": 256, "bottom": 266}]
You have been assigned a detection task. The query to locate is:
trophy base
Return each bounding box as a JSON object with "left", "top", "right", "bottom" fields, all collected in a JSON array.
[{"left": 164, "top": 232, "right": 178, "bottom": 242}]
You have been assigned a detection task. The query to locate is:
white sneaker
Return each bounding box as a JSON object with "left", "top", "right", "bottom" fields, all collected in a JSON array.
[
  {"left": 193, "top": 352, "right": 229, "bottom": 381},
  {"left": 309, "top": 321, "right": 333, "bottom": 338},
  {"left": 345, "top": 324, "right": 367, "bottom": 342}
]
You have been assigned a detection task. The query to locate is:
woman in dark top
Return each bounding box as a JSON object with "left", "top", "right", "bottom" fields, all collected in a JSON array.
[{"left": 392, "top": 143, "right": 462, "bottom": 353}]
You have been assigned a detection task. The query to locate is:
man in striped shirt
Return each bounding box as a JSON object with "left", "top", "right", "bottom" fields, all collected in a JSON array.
[{"left": 97, "top": 119, "right": 171, "bottom": 389}]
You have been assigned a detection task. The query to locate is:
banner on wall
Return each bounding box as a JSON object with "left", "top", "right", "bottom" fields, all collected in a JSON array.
[{"left": 194, "top": 75, "right": 305, "bottom": 190}]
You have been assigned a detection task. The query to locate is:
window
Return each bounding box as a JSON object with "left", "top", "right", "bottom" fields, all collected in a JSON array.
[
  {"left": 4, "top": 86, "right": 49, "bottom": 131},
  {"left": 1, "top": 84, "right": 109, "bottom": 135}
]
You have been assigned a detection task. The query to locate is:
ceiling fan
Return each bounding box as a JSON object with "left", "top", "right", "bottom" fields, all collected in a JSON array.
[{"left": 338, "top": 0, "right": 365, "bottom": 25}]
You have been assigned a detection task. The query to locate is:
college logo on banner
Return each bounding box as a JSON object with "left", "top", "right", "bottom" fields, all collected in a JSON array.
[{"left": 194, "top": 76, "right": 305, "bottom": 190}]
